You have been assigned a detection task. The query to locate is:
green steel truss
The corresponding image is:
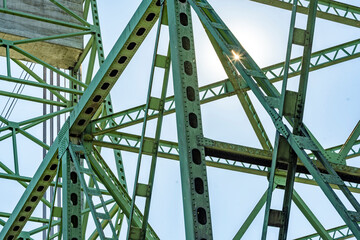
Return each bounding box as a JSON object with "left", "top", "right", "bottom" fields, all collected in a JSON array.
[
  {"left": 250, "top": 0, "right": 360, "bottom": 28},
  {"left": 0, "top": 0, "right": 358, "bottom": 239}
]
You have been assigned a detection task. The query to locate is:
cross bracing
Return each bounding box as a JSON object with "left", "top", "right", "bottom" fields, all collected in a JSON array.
[{"left": 0, "top": 0, "right": 359, "bottom": 239}]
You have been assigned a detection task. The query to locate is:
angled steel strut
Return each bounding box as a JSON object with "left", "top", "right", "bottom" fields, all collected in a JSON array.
[
  {"left": 127, "top": 4, "right": 171, "bottom": 239},
  {"left": 188, "top": 0, "right": 360, "bottom": 238}
]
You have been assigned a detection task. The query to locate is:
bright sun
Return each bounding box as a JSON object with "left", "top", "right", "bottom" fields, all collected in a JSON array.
[{"left": 231, "top": 50, "right": 241, "bottom": 61}]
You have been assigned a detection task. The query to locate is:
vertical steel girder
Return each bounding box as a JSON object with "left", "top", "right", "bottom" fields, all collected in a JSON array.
[
  {"left": 62, "top": 145, "right": 81, "bottom": 240},
  {"left": 263, "top": 0, "right": 319, "bottom": 238},
  {"left": 168, "top": 0, "right": 213, "bottom": 238}
]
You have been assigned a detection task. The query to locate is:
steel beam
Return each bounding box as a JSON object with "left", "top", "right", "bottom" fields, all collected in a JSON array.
[
  {"left": 0, "top": 0, "right": 359, "bottom": 238},
  {"left": 292, "top": 190, "right": 332, "bottom": 240},
  {"left": 69, "top": 0, "right": 162, "bottom": 135},
  {"left": 127, "top": 7, "right": 170, "bottom": 238},
  {"left": 233, "top": 187, "right": 332, "bottom": 239},
  {"left": 295, "top": 224, "right": 355, "bottom": 240},
  {"left": 233, "top": 189, "right": 270, "bottom": 239},
  {"left": 339, "top": 121, "right": 360, "bottom": 161},
  {"left": 91, "top": 38, "right": 360, "bottom": 136},
  {"left": 85, "top": 144, "right": 159, "bottom": 240},
  {"left": 263, "top": 0, "right": 319, "bottom": 237},
  {"left": 93, "top": 134, "right": 360, "bottom": 188},
  {"left": 251, "top": 0, "right": 360, "bottom": 28},
  {"left": 61, "top": 148, "right": 81, "bottom": 240},
  {"left": 168, "top": 0, "right": 213, "bottom": 238},
  {"left": 188, "top": 0, "right": 360, "bottom": 237},
  {"left": 0, "top": 139, "right": 59, "bottom": 240},
  {"left": 0, "top": 1, "right": 162, "bottom": 238}
]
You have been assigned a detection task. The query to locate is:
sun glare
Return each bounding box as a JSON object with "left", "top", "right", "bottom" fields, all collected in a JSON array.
[{"left": 231, "top": 50, "right": 241, "bottom": 61}]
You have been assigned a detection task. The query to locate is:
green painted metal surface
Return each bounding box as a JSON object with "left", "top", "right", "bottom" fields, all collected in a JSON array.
[
  {"left": 251, "top": 0, "right": 360, "bottom": 28},
  {"left": 292, "top": 190, "right": 332, "bottom": 240},
  {"left": 188, "top": 0, "right": 360, "bottom": 238},
  {"left": 85, "top": 144, "right": 160, "bottom": 240},
  {"left": 69, "top": 143, "right": 117, "bottom": 239},
  {"left": 263, "top": 0, "right": 319, "bottom": 238},
  {"left": 0, "top": 0, "right": 359, "bottom": 239},
  {"left": 168, "top": 0, "right": 213, "bottom": 238},
  {"left": 62, "top": 146, "right": 81, "bottom": 240},
  {"left": 296, "top": 224, "right": 355, "bottom": 240},
  {"left": 127, "top": 6, "right": 171, "bottom": 238},
  {"left": 90, "top": 37, "right": 360, "bottom": 139},
  {"left": 0, "top": 0, "right": 162, "bottom": 238}
]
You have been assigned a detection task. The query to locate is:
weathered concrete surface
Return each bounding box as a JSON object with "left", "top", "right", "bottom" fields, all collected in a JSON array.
[{"left": 0, "top": 0, "right": 84, "bottom": 69}]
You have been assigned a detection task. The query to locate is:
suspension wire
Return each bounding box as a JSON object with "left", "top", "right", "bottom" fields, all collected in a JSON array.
[
  {"left": 0, "top": 62, "right": 35, "bottom": 128},
  {"left": 5, "top": 63, "right": 35, "bottom": 120},
  {"left": 0, "top": 63, "right": 28, "bottom": 119}
]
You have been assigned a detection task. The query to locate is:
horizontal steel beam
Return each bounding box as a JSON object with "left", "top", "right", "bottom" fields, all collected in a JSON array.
[
  {"left": 203, "top": 138, "right": 360, "bottom": 184},
  {"left": 93, "top": 132, "right": 360, "bottom": 191},
  {"left": 0, "top": 75, "right": 83, "bottom": 95},
  {"left": 0, "top": 90, "right": 67, "bottom": 107},
  {"left": 91, "top": 38, "right": 360, "bottom": 135},
  {"left": 251, "top": 0, "right": 360, "bottom": 28},
  {"left": 295, "top": 224, "right": 355, "bottom": 240}
]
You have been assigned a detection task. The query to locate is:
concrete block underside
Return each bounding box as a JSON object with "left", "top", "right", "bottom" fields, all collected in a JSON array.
[{"left": 0, "top": 0, "right": 84, "bottom": 69}]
